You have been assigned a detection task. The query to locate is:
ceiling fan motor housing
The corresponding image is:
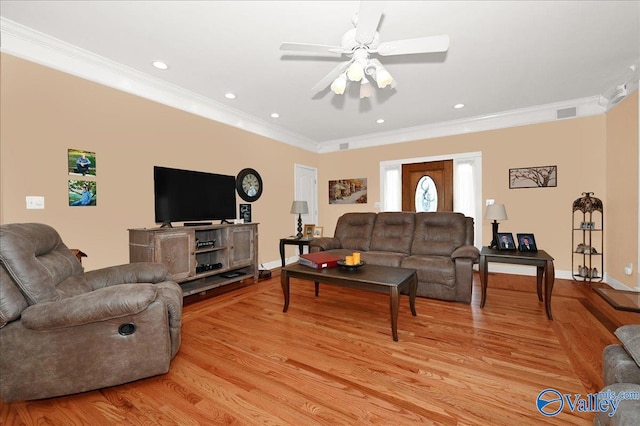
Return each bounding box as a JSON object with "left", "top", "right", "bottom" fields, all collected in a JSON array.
[{"left": 341, "top": 28, "right": 380, "bottom": 53}]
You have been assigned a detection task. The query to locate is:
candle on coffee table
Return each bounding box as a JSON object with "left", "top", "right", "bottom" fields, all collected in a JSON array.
[
  {"left": 345, "top": 255, "right": 354, "bottom": 266},
  {"left": 352, "top": 252, "right": 361, "bottom": 265}
]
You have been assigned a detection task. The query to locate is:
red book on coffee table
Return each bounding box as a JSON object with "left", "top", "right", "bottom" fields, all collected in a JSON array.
[{"left": 298, "top": 252, "right": 342, "bottom": 269}]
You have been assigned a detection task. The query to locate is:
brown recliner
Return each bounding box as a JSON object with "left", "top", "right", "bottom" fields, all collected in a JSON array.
[{"left": 0, "top": 223, "right": 183, "bottom": 402}]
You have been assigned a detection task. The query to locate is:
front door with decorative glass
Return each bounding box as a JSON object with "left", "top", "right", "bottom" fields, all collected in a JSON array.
[{"left": 402, "top": 160, "right": 453, "bottom": 212}]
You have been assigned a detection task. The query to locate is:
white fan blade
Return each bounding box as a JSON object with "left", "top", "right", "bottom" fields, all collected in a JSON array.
[
  {"left": 311, "top": 61, "right": 351, "bottom": 92},
  {"left": 355, "top": 1, "right": 385, "bottom": 44},
  {"left": 280, "top": 42, "right": 345, "bottom": 55},
  {"left": 376, "top": 35, "right": 450, "bottom": 56}
]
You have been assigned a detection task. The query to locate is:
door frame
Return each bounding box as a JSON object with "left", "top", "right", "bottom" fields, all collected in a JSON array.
[
  {"left": 294, "top": 163, "right": 318, "bottom": 233},
  {"left": 380, "top": 151, "right": 483, "bottom": 248}
]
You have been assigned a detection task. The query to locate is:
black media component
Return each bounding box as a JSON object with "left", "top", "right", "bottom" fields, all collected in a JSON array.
[
  {"left": 196, "top": 240, "right": 216, "bottom": 249},
  {"left": 196, "top": 263, "right": 223, "bottom": 273},
  {"left": 154, "top": 166, "right": 237, "bottom": 227}
]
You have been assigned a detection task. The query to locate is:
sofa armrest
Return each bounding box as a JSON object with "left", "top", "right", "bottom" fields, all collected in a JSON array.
[
  {"left": 85, "top": 262, "right": 169, "bottom": 290},
  {"left": 21, "top": 284, "right": 157, "bottom": 330},
  {"left": 310, "top": 237, "right": 341, "bottom": 251},
  {"left": 451, "top": 245, "right": 480, "bottom": 263}
]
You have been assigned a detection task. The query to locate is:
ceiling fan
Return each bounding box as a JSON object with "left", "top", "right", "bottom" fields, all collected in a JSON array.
[{"left": 280, "top": 1, "right": 450, "bottom": 98}]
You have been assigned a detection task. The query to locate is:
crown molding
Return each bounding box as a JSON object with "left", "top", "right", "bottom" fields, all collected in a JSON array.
[
  {"left": 0, "top": 18, "right": 318, "bottom": 153},
  {"left": 317, "top": 96, "right": 608, "bottom": 153},
  {"left": 1, "top": 17, "right": 617, "bottom": 155}
]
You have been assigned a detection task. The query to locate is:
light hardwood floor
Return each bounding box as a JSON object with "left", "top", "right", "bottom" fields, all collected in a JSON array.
[{"left": 1, "top": 271, "right": 638, "bottom": 425}]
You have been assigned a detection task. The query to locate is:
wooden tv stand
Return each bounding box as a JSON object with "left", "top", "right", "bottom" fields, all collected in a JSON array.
[{"left": 128, "top": 223, "right": 258, "bottom": 297}]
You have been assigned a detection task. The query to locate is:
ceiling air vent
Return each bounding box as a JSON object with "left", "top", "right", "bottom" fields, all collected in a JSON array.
[
  {"left": 556, "top": 107, "right": 576, "bottom": 120},
  {"left": 339, "top": 143, "right": 350, "bottom": 150},
  {"left": 610, "top": 84, "right": 628, "bottom": 105}
]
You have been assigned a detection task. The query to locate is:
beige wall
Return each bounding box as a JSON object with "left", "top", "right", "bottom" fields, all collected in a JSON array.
[
  {"left": 605, "top": 91, "right": 639, "bottom": 288},
  {"left": 318, "top": 116, "right": 609, "bottom": 277},
  {"left": 2, "top": 54, "right": 638, "bottom": 289},
  {"left": 0, "top": 54, "right": 317, "bottom": 271}
]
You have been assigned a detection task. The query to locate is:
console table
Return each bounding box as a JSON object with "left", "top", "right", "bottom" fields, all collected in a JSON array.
[
  {"left": 279, "top": 237, "right": 313, "bottom": 268},
  {"left": 479, "top": 247, "right": 555, "bottom": 319}
]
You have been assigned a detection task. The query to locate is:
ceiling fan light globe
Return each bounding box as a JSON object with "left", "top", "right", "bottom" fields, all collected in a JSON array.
[
  {"left": 359, "top": 80, "right": 373, "bottom": 98},
  {"left": 376, "top": 69, "right": 393, "bottom": 88},
  {"left": 347, "top": 62, "right": 365, "bottom": 82},
  {"left": 331, "top": 74, "right": 347, "bottom": 95}
]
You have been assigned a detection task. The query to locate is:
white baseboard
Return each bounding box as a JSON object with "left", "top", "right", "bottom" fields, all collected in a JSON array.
[{"left": 604, "top": 274, "right": 640, "bottom": 292}]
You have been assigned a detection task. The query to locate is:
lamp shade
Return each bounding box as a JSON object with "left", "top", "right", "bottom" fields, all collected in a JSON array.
[
  {"left": 290, "top": 201, "right": 309, "bottom": 215},
  {"left": 484, "top": 203, "right": 507, "bottom": 221}
]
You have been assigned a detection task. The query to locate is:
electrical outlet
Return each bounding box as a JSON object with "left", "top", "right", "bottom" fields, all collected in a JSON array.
[
  {"left": 624, "top": 263, "right": 633, "bottom": 275},
  {"left": 26, "top": 196, "right": 45, "bottom": 209},
  {"left": 486, "top": 199, "right": 495, "bottom": 206}
]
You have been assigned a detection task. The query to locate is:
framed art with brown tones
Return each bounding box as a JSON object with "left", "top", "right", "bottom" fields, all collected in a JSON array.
[
  {"left": 303, "top": 224, "right": 315, "bottom": 238},
  {"left": 509, "top": 165, "right": 557, "bottom": 189}
]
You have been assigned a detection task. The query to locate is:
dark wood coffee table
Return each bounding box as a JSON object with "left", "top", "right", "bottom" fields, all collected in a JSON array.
[{"left": 281, "top": 263, "right": 417, "bottom": 341}]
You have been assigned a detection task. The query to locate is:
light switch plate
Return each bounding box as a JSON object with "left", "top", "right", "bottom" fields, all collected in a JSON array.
[{"left": 26, "top": 196, "right": 45, "bottom": 209}]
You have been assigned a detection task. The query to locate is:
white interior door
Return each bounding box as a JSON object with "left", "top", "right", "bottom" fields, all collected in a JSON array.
[{"left": 294, "top": 164, "right": 318, "bottom": 234}]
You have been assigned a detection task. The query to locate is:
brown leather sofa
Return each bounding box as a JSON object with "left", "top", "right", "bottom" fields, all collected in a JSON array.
[
  {"left": 0, "top": 223, "right": 183, "bottom": 402},
  {"left": 310, "top": 212, "right": 480, "bottom": 303}
]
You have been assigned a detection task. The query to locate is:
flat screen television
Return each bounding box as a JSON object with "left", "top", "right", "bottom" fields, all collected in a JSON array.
[{"left": 154, "top": 166, "right": 236, "bottom": 227}]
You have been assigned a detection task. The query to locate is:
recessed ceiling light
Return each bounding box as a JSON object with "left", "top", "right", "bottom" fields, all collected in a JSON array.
[
  {"left": 224, "top": 93, "right": 236, "bottom": 100},
  {"left": 454, "top": 103, "right": 465, "bottom": 109},
  {"left": 152, "top": 61, "right": 168, "bottom": 70},
  {"left": 270, "top": 113, "right": 280, "bottom": 118},
  {"left": 376, "top": 119, "right": 385, "bottom": 124}
]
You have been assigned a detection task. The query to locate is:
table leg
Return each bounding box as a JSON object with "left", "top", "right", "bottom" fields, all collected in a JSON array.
[
  {"left": 315, "top": 281, "right": 319, "bottom": 297},
  {"left": 409, "top": 273, "right": 417, "bottom": 316},
  {"left": 279, "top": 240, "right": 286, "bottom": 268},
  {"left": 536, "top": 266, "right": 544, "bottom": 302},
  {"left": 479, "top": 255, "right": 488, "bottom": 308},
  {"left": 281, "top": 269, "right": 290, "bottom": 312},
  {"left": 544, "top": 260, "right": 555, "bottom": 320},
  {"left": 389, "top": 286, "right": 400, "bottom": 341}
]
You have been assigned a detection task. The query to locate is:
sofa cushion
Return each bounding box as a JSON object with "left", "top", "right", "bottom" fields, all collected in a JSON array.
[
  {"left": 334, "top": 213, "right": 377, "bottom": 251},
  {"left": 401, "top": 255, "right": 456, "bottom": 287},
  {"left": 0, "top": 267, "right": 28, "bottom": 328},
  {"left": 361, "top": 251, "right": 408, "bottom": 267},
  {"left": 603, "top": 344, "right": 640, "bottom": 386},
  {"left": 0, "top": 223, "right": 83, "bottom": 304},
  {"left": 369, "top": 212, "right": 415, "bottom": 254},
  {"left": 615, "top": 325, "right": 640, "bottom": 367},
  {"left": 411, "top": 212, "right": 467, "bottom": 256}
]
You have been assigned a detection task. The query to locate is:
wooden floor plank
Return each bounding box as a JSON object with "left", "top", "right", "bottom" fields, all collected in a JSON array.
[{"left": 2, "top": 271, "right": 638, "bottom": 425}]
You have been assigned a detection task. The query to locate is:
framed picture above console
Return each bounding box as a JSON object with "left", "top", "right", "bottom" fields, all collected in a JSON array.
[{"left": 239, "top": 204, "right": 252, "bottom": 223}]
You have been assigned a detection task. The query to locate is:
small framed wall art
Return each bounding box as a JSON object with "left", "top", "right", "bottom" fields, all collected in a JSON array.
[{"left": 509, "top": 165, "right": 557, "bottom": 189}]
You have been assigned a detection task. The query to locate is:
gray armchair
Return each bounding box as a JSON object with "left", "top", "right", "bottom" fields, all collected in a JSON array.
[
  {"left": 594, "top": 325, "right": 640, "bottom": 425},
  {"left": 0, "top": 223, "right": 182, "bottom": 402}
]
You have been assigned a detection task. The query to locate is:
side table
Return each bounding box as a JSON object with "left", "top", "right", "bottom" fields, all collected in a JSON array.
[
  {"left": 479, "top": 247, "right": 555, "bottom": 319},
  {"left": 279, "top": 237, "right": 313, "bottom": 268}
]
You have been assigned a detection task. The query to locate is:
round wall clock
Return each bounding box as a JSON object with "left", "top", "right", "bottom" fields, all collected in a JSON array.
[{"left": 236, "top": 168, "right": 263, "bottom": 202}]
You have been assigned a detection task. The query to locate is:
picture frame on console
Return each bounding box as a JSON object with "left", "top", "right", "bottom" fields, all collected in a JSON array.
[
  {"left": 303, "top": 224, "right": 315, "bottom": 239},
  {"left": 497, "top": 232, "right": 516, "bottom": 250},
  {"left": 517, "top": 233, "right": 538, "bottom": 251},
  {"left": 312, "top": 226, "right": 323, "bottom": 238}
]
